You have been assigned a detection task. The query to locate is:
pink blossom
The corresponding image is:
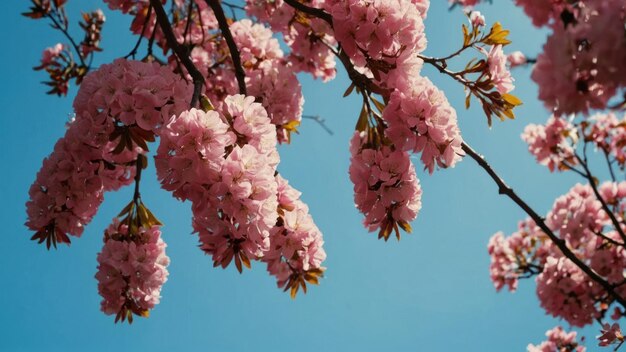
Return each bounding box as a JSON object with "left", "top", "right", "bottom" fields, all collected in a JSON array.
[
  {"left": 155, "top": 108, "right": 236, "bottom": 203},
  {"left": 545, "top": 183, "right": 605, "bottom": 251},
  {"left": 531, "top": 0, "right": 626, "bottom": 115},
  {"left": 328, "top": 0, "right": 427, "bottom": 81},
  {"left": 507, "top": 51, "right": 527, "bottom": 68},
  {"left": 487, "top": 218, "right": 548, "bottom": 292},
  {"left": 486, "top": 45, "right": 515, "bottom": 94},
  {"left": 74, "top": 58, "right": 192, "bottom": 133},
  {"left": 189, "top": 20, "right": 304, "bottom": 144},
  {"left": 95, "top": 220, "right": 170, "bottom": 321},
  {"left": 156, "top": 96, "right": 284, "bottom": 272},
  {"left": 349, "top": 132, "right": 422, "bottom": 240},
  {"left": 194, "top": 144, "right": 279, "bottom": 264},
  {"left": 37, "top": 43, "right": 64, "bottom": 68},
  {"left": 411, "top": 0, "right": 430, "bottom": 18},
  {"left": 246, "top": 0, "right": 337, "bottom": 81},
  {"left": 521, "top": 115, "right": 577, "bottom": 172},
  {"left": 469, "top": 11, "right": 485, "bottom": 27},
  {"left": 246, "top": 60, "right": 304, "bottom": 144},
  {"left": 513, "top": 0, "right": 564, "bottom": 28},
  {"left": 383, "top": 76, "right": 464, "bottom": 173},
  {"left": 536, "top": 257, "right": 600, "bottom": 327},
  {"left": 588, "top": 113, "right": 626, "bottom": 167},
  {"left": 527, "top": 326, "right": 586, "bottom": 352},
  {"left": 264, "top": 175, "right": 326, "bottom": 291},
  {"left": 27, "top": 59, "right": 191, "bottom": 247}
]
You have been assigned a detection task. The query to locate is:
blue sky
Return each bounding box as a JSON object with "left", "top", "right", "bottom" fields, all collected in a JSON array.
[{"left": 0, "top": 0, "right": 604, "bottom": 351}]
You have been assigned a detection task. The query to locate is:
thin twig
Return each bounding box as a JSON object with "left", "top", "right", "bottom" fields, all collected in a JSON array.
[
  {"left": 46, "top": 13, "right": 87, "bottom": 67},
  {"left": 561, "top": 161, "right": 587, "bottom": 178},
  {"left": 125, "top": 4, "right": 153, "bottom": 59},
  {"left": 303, "top": 115, "right": 333, "bottom": 135},
  {"left": 182, "top": 0, "right": 195, "bottom": 45},
  {"left": 205, "top": 0, "right": 247, "bottom": 95},
  {"left": 575, "top": 153, "right": 626, "bottom": 244},
  {"left": 150, "top": 0, "right": 205, "bottom": 107},
  {"left": 419, "top": 54, "right": 473, "bottom": 88},
  {"left": 593, "top": 230, "right": 624, "bottom": 247},
  {"left": 133, "top": 157, "right": 143, "bottom": 203},
  {"left": 604, "top": 150, "right": 617, "bottom": 183}
]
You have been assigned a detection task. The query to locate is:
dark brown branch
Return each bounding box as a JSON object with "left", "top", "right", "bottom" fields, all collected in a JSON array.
[
  {"left": 575, "top": 153, "right": 626, "bottom": 244},
  {"left": 282, "top": 0, "right": 333, "bottom": 25},
  {"left": 604, "top": 150, "right": 617, "bottom": 183},
  {"left": 303, "top": 115, "right": 333, "bottom": 135},
  {"left": 205, "top": 0, "right": 247, "bottom": 95},
  {"left": 46, "top": 13, "right": 87, "bottom": 67},
  {"left": 125, "top": 4, "right": 153, "bottom": 59},
  {"left": 593, "top": 230, "right": 624, "bottom": 247},
  {"left": 561, "top": 160, "right": 587, "bottom": 178},
  {"left": 419, "top": 54, "right": 473, "bottom": 87},
  {"left": 150, "top": 0, "right": 205, "bottom": 107},
  {"left": 133, "top": 156, "right": 143, "bottom": 202},
  {"left": 462, "top": 141, "right": 626, "bottom": 308}
]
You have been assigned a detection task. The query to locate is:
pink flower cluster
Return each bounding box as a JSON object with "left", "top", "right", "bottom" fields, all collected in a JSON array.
[
  {"left": 587, "top": 113, "right": 626, "bottom": 168},
  {"left": 486, "top": 44, "right": 514, "bottom": 94},
  {"left": 536, "top": 257, "right": 600, "bottom": 327},
  {"left": 34, "top": 43, "right": 72, "bottom": 96},
  {"left": 513, "top": 0, "right": 568, "bottom": 28},
  {"left": 74, "top": 58, "right": 192, "bottom": 133},
  {"left": 246, "top": 0, "right": 337, "bottom": 81},
  {"left": 521, "top": 115, "right": 578, "bottom": 172},
  {"left": 349, "top": 131, "right": 422, "bottom": 240},
  {"left": 327, "top": 0, "right": 427, "bottom": 87},
  {"left": 487, "top": 218, "right": 548, "bottom": 292},
  {"left": 36, "top": 43, "right": 65, "bottom": 68},
  {"left": 156, "top": 95, "right": 326, "bottom": 279},
  {"left": 264, "top": 175, "right": 327, "bottom": 289},
  {"left": 489, "top": 182, "right": 626, "bottom": 327},
  {"left": 384, "top": 76, "right": 464, "bottom": 173},
  {"left": 26, "top": 59, "right": 191, "bottom": 247},
  {"left": 507, "top": 51, "right": 527, "bottom": 68},
  {"left": 26, "top": 126, "right": 109, "bottom": 247},
  {"left": 545, "top": 183, "right": 605, "bottom": 251},
  {"left": 527, "top": 326, "right": 586, "bottom": 352},
  {"left": 156, "top": 96, "right": 278, "bottom": 266},
  {"left": 189, "top": 19, "right": 304, "bottom": 144},
  {"left": 96, "top": 220, "right": 170, "bottom": 320},
  {"left": 530, "top": 0, "right": 626, "bottom": 115}
]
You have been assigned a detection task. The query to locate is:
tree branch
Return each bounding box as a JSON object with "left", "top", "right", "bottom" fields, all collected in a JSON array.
[
  {"left": 282, "top": 0, "right": 333, "bottom": 25},
  {"left": 205, "top": 0, "right": 247, "bottom": 95},
  {"left": 462, "top": 141, "right": 626, "bottom": 308},
  {"left": 604, "top": 150, "right": 617, "bottom": 183},
  {"left": 575, "top": 153, "right": 626, "bottom": 244},
  {"left": 150, "top": 0, "right": 205, "bottom": 108},
  {"left": 46, "top": 12, "right": 87, "bottom": 67},
  {"left": 125, "top": 4, "right": 153, "bottom": 59},
  {"left": 133, "top": 156, "right": 143, "bottom": 203},
  {"left": 303, "top": 115, "right": 333, "bottom": 135}
]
